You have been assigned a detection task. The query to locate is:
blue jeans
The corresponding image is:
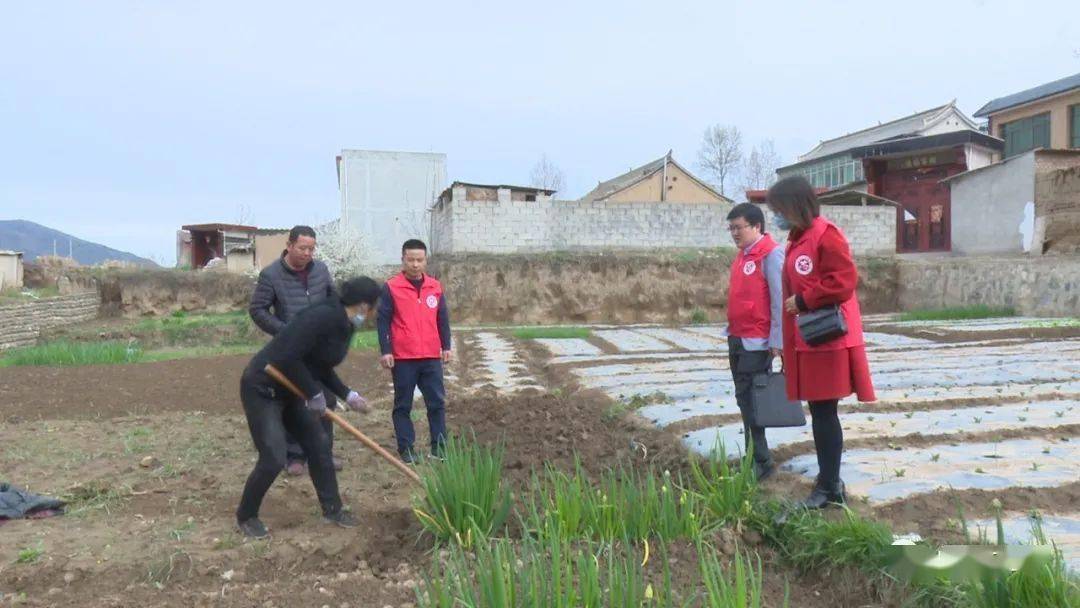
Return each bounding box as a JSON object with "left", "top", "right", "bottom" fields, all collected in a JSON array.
[{"left": 391, "top": 359, "right": 447, "bottom": 455}]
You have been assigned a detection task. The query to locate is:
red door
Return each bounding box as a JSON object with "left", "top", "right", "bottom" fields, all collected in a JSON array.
[{"left": 881, "top": 165, "right": 959, "bottom": 253}]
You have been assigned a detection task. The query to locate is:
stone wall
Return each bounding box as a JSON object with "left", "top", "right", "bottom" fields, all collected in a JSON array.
[
  {"left": 898, "top": 256, "right": 1080, "bottom": 317},
  {"left": 431, "top": 194, "right": 897, "bottom": 256},
  {"left": 0, "top": 292, "right": 101, "bottom": 350}
]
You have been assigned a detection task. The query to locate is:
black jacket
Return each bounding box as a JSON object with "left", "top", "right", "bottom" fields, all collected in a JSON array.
[
  {"left": 248, "top": 299, "right": 354, "bottom": 400},
  {"left": 249, "top": 254, "right": 336, "bottom": 336}
]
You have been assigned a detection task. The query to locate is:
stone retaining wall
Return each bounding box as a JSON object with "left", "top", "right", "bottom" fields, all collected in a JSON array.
[{"left": 0, "top": 292, "right": 101, "bottom": 350}]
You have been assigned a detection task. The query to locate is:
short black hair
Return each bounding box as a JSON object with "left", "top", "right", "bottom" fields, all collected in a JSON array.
[
  {"left": 289, "top": 225, "right": 317, "bottom": 243},
  {"left": 402, "top": 239, "right": 427, "bottom": 254},
  {"left": 726, "top": 203, "right": 766, "bottom": 231},
  {"left": 339, "top": 276, "right": 380, "bottom": 306}
]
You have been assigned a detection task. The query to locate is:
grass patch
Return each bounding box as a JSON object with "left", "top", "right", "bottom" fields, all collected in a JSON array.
[
  {"left": 141, "top": 344, "right": 258, "bottom": 362},
  {"left": 64, "top": 482, "right": 131, "bottom": 517},
  {"left": 511, "top": 327, "right": 592, "bottom": 340},
  {"left": 898, "top": 306, "right": 1017, "bottom": 322},
  {"left": 690, "top": 309, "right": 709, "bottom": 324},
  {"left": 0, "top": 340, "right": 140, "bottom": 367},
  {"left": 413, "top": 434, "right": 512, "bottom": 547},
  {"left": 0, "top": 286, "right": 60, "bottom": 303},
  {"left": 135, "top": 310, "right": 255, "bottom": 345},
  {"left": 351, "top": 329, "right": 380, "bottom": 350},
  {"left": 15, "top": 544, "right": 43, "bottom": 565}
]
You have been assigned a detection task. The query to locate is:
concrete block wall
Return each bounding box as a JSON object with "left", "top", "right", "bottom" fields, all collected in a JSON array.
[
  {"left": 0, "top": 292, "right": 101, "bottom": 350},
  {"left": 898, "top": 256, "right": 1080, "bottom": 317},
  {"left": 432, "top": 196, "right": 898, "bottom": 255}
]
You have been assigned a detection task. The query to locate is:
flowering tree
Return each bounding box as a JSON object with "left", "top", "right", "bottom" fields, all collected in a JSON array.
[{"left": 316, "top": 219, "right": 377, "bottom": 281}]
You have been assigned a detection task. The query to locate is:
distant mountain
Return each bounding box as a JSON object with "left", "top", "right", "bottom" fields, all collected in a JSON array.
[{"left": 0, "top": 220, "right": 158, "bottom": 267}]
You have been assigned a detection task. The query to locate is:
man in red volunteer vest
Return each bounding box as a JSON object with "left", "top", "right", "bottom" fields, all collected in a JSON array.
[
  {"left": 725, "top": 203, "right": 784, "bottom": 480},
  {"left": 377, "top": 239, "right": 452, "bottom": 464}
]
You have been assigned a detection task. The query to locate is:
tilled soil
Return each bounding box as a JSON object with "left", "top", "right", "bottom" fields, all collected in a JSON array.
[{"left": 0, "top": 344, "right": 909, "bottom": 607}]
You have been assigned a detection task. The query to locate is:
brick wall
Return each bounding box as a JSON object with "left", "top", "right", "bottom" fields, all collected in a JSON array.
[
  {"left": 0, "top": 292, "right": 101, "bottom": 350},
  {"left": 431, "top": 195, "right": 896, "bottom": 255}
]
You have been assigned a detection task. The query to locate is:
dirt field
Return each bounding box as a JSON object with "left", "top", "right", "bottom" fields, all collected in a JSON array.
[{"left": 3, "top": 318, "right": 1077, "bottom": 606}]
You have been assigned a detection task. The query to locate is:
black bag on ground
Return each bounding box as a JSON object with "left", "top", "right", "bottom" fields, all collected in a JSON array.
[
  {"left": 750, "top": 369, "right": 806, "bottom": 428},
  {"left": 796, "top": 304, "right": 848, "bottom": 346}
]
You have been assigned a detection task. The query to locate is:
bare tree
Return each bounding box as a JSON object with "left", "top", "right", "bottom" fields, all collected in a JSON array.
[
  {"left": 529, "top": 154, "right": 565, "bottom": 194},
  {"left": 740, "top": 139, "right": 782, "bottom": 192},
  {"left": 696, "top": 125, "right": 743, "bottom": 197},
  {"left": 235, "top": 203, "right": 254, "bottom": 226}
]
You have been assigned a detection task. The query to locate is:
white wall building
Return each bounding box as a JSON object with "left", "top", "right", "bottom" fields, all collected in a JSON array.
[{"left": 336, "top": 150, "right": 448, "bottom": 264}]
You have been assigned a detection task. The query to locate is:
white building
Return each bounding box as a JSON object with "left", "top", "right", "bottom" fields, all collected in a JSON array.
[{"left": 336, "top": 150, "right": 448, "bottom": 264}]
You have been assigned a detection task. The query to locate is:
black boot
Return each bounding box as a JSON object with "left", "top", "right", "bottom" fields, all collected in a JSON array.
[
  {"left": 753, "top": 460, "right": 776, "bottom": 481},
  {"left": 800, "top": 478, "right": 846, "bottom": 509}
]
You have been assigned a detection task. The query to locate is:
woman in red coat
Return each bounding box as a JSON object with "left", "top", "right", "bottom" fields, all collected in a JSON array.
[{"left": 767, "top": 176, "right": 876, "bottom": 509}]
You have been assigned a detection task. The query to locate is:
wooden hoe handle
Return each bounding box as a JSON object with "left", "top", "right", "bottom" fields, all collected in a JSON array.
[{"left": 263, "top": 364, "right": 423, "bottom": 486}]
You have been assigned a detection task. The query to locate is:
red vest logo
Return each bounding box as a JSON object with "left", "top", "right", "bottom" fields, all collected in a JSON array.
[
  {"left": 794, "top": 255, "right": 813, "bottom": 275},
  {"left": 425, "top": 294, "right": 439, "bottom": 309},
  {"left": 742, "top": 260, "right": 757, "bottom": 275}
]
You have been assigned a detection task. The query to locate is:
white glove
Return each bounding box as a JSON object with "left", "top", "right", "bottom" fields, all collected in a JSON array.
[
  {"left": 346, "top": 390, "right": 370, "bottom": 414},
  {"left": 305, "top": 392, "right": 327, "bottom": 413}
]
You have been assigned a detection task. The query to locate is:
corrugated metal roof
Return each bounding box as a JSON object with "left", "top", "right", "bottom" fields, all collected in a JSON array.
[
  {"left": 797, "top": 102, "right": 977, "bottom": 162},
  {"left": 974, "top": 72, "right": 1080, "bottom": 118}
]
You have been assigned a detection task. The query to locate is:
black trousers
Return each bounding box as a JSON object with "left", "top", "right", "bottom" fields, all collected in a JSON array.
[
  {"left": 391, "top": 359, "right": 447, "bottom": 455},
  {"left": 285, "top": 386, "right": 335, "bottom": 463},
  {"left": 809, "top": 399, "right": 843, "bottom": 485},
  {"left": 236, "top": 369, "right": 342, "bottom": 522},
  {"left": 727, "top": 336, "right": 773, "bottom": 465}
]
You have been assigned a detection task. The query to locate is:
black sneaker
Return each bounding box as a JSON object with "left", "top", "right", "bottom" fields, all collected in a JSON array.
[
  {"left": 428, "top": 447, "right": 446, "bottom": 462},
  {"left": 237, "top": 517, "right": 269, "bottom": 539},
  {"left": 323, "top": 509, "right": 359, "bottom": 529},
  {"left": 399, "top": 450, "right": 418, "bottom": 465}
]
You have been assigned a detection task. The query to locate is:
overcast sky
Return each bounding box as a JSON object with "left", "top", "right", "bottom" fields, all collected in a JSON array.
[{"left": 2, "top": 0, "right": 1078, "bottom": 264}]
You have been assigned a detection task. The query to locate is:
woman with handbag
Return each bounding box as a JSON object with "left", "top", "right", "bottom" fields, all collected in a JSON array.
[{"left": 767, "top": 176, "right": 876, "bottom": 509}]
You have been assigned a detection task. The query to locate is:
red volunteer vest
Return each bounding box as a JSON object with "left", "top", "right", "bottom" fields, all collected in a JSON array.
[
  {"left": 387, "top": 273, "right": 444, "bottom": 360},
  {"left": 727, "top": 234, "right": 779, "bottom": 339},
  {"left": 784, "top": 217, "right": 865, "bottom": 352}
]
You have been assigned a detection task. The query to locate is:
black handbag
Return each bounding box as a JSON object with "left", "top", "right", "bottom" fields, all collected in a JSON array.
[
  {"left": 750, "top": 367, "right": 806, "bottom": 428},
  {"left": 796, "top": 304, "right": 848, "bottom": 346}
]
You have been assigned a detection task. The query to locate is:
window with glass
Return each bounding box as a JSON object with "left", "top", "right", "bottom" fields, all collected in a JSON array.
[
  {"left": 1001, "top": 112, "right": 1051, "bottom": 157},
  {"left": 1071, "top": 104, "right": 1080, "bottom": 149},
  {"left": 785, "top": 156, "right": 864, "bottom": 189}
]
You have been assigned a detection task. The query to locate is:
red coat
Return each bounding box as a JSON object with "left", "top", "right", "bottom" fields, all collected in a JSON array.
[
  {"left": 386, "top": 273, "right": 444, "bottom": 360},
  {"left": 781, "top": 217, "right": 876, "bottom": 403},
  {"left": 727, "top": 234, "right": 779, "bottom": 339}
]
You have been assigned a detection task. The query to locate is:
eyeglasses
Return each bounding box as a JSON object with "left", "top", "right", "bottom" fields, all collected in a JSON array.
[{"left": 727, "top": 224, "right": 750, "bottom": 233}]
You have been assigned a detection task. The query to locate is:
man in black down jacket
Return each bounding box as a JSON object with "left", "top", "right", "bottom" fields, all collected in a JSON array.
[{"left": 249, "top": 225, "right": 342, "bottom": 475}]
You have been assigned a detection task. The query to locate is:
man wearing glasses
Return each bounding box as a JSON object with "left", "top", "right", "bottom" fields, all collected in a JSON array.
[{"left": 725, "top": 203, "right": 784, "bottom": 480}]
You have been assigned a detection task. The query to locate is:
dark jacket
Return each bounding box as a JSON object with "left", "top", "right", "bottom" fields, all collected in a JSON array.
[
  {"left": 249, "top": 254, "right": 336, "bottom": 335},
  {"left": 247, "top": 299, "right": 354, "bottom": 400}
]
